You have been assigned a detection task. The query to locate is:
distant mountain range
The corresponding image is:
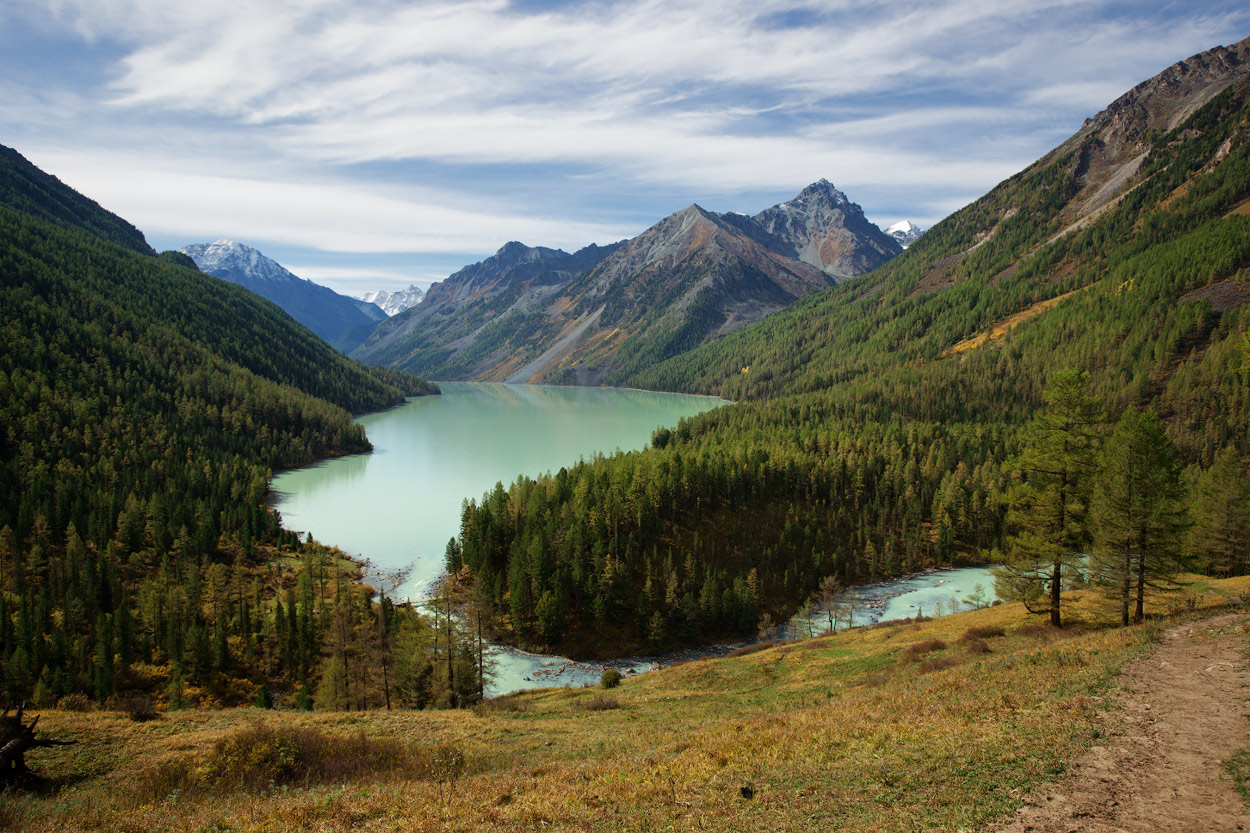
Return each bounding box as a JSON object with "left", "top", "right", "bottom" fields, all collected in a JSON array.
[
  {"left": 354, "top": 180, "right": 901, "bottom": 383},
  {"left": 360, "top": 285, "right": 426, "bottom": 316},
  {"left": 180, "top": 240, "right": 384, "bottom": 352}
]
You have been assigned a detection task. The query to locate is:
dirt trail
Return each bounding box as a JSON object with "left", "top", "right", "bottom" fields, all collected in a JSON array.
[{"left": 988, "top": 613, "right": 1249, "bottom": 833}]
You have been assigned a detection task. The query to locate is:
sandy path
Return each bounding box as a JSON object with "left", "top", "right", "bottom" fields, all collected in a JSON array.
[{"left": 987, "top": 613, "right": 1250, "bottom": 833}]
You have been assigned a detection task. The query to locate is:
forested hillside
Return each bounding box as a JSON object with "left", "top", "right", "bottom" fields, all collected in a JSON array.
[
  {"left": 0, "top": 145, "right": 155, "bottom": 255},
  {"left": 0, "top": 151, "right": 447, "bottom": 709},
  {"left": 458, "top": 44, "right": 1250, "bottom": 657}
]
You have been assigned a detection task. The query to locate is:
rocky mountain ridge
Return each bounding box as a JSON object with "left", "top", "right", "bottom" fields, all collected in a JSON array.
[{"left": 353, "top": 181, "right": 900, "bottom": 384}]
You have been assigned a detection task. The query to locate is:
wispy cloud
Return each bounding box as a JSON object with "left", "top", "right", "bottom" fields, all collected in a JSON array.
[
  {"left": 8, "top": 0, "right": 1250, "bottom": 289},
  {"left": 29, "top": 147, "right": 634, "bottom": 253}
]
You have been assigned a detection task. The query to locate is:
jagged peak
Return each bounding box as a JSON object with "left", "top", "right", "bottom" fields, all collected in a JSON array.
[{"left": 798, "top": 178, "right": 847, "bottom": 200}]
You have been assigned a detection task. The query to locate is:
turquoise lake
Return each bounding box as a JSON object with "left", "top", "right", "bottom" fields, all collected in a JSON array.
[
  {"left": 271, "top": 382, "right": 996, "bottom": 694},
  {"left": 271, "top": 382, "right": 726, "bottom": 602}
]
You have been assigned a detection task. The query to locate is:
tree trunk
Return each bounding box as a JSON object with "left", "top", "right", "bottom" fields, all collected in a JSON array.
[
  {"left": 1050, "top": 562, "right": 1062, "bottom": 627},
  {"left": 0, "top": 704, "right": 76, "bottom": 786}
]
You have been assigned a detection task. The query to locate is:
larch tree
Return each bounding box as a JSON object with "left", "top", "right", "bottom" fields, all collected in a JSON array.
[
  {"left": 1186, "top": 448, "right": 1250, "bottom": 577},
  {"left": 1091, "top": 408, "right": 1189, "bottom": 625},
  {"left": 993, "top": 369, "right": 1102, "bottom": 627}
]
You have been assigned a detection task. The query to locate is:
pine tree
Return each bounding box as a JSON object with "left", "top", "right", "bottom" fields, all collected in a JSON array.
[{"left": 993, "top": 370, "right": 1102, "bottom": 627}]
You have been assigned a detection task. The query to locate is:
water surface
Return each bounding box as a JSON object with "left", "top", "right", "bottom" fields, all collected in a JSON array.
[
  {"left": 272, "top": 383, "right": 998, "bottom": 695},
  {"left": 272, "top": 382, "right": 725, "bottom": 600}
]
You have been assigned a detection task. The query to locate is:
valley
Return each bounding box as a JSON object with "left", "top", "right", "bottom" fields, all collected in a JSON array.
[{"left": 2, "top": 20, "right": 1250, "bottom": 833}]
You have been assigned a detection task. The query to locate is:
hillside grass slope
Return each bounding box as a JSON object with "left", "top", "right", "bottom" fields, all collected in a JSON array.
[{"left": 4, "top": 578, "right": 1246, "bottom": 832}]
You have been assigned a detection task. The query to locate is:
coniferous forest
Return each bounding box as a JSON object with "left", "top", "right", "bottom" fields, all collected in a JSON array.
[
  {"left": 0, "top": 146, "right": 475, "bottom": 710},
  {"left": 3, "top": 58, "right": 1250, "bottom": 707},
  {"left": 457, "top": 77, "right": 1250, "bottom": 657}
]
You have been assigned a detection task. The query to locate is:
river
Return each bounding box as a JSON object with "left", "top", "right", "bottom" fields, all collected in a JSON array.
[{"left": 272, "top": 382, "right": 996, "bottom": 696}]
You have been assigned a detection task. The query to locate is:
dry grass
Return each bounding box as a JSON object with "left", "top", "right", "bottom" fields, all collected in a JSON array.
[
  {"left": 726, "top": 640, "right": 782, "bottom": 657},
  {"left": 576, "top": 695, "right": 621, "bottom": 712},
  {"left": 6, "top": 575, "right": 1248, "bottom": 833},
  {"left": 960, "top": 625, "right": 1006, "bottom": 641}
]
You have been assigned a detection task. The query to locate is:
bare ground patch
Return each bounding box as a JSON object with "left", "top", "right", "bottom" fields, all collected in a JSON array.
[{"left": 985, "top": 612, "right": 1250, "bottom": 833}]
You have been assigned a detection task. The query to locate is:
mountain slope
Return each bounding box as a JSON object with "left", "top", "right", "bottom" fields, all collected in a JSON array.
[
  {"left": 181, "top": 240, "right": 385, "bottom": 352},
  {"left": 629, "top": 35, "right": 1250, "bottom": 404},
  {"left": 0, "top": 147, "right": 438, "bottom": 705},
  {"left": 353, "top": 240, "right": 621, "bottom": 380},
  {"left": 0, "top": 144, "right": 154, "bottom": 255},
  {"left": 456, "top": 36, "right": 1250, "bottom": 657},
  {"left": 544, "top": 203, "right": 838, "bottom": 384},
  {"left": 885, "top": 220, "right": 924, "bottom": 248},
  {"left": 355, "top": 181, "right": 895, "bottom": 384}
]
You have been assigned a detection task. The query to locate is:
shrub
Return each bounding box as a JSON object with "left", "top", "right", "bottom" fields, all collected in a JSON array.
[
  {"left": 959, "top": 625, "right": 1006, "bottom": 642},
  {"left": 963, "top": 638, "right": 992, "bottom": 655},
  {"left": 123, "top": 695, "right": 158, "bottom": 722},
  {"left": 130, "top": 722, "right": 449, "bottom": 800},
  {"left": 918, "top": 657, "right": 959, "bottom": 674},
  {"left": 727, "top": 640, "right": 779, "bottom": 658},
  {"left": 1014, "top": 623, "right": 1071, "bottom": 640},
  {"left": 475, "top": 693, "right": 529, "bottom": 714},
  {"left": 56, "top": 693, "right": 91, "bottom": 712},
  {"left": 579, "top": 695, "right": 621, "bottom": 711},
  {"left": 900, "top": 639, "right": 947, "bottom": 662},
  {"left": 871, "top": 615, "right": 931, "bottom": 630},
  {"left": 600, "top": 668, "right": 623, "bottom": 689}
]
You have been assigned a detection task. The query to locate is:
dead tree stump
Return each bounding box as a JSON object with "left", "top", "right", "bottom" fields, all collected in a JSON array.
[{"left": 0, "top": 703, "right": 76, "bottom": 786}]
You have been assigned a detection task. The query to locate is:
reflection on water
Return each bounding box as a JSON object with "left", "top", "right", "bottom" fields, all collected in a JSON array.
[
  {"left": 272, "top": 382, "right": 723, "bottom": 598},
  {"left": 272, "top": 383, "right": 1001, "bottom": 697}
]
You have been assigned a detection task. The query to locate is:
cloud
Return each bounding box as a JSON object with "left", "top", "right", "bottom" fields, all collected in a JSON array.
[
  {"left": 27, "top": 147, "right": 635, "bottom": 254},
  {"left": 10, "top": 0, "right": 1250, "bottom": 280}
]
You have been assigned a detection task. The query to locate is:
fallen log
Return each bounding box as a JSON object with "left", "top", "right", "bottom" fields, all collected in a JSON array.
[{"left": 0, "top": 703, "right": 77, "bottom": 786}]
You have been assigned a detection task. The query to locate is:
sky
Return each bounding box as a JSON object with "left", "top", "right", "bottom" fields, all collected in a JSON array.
[{"left": 2, "top": 2, "right": 1248, "bottom": 296}]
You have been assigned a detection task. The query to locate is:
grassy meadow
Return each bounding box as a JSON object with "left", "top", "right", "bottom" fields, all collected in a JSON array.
[{"left": 4, "top": 576, "right": 1248, "bottom": 833}]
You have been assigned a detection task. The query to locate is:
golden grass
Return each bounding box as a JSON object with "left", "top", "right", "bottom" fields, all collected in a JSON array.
[{"left": 6, "top": 576, "right": 1248, "bottom": 833}]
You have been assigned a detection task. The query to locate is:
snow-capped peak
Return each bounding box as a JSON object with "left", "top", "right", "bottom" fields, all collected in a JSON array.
[
  {"left": 359, "top": 284, "right": 427, "bottom": 316},
  {"left": 180, "top": 239, "right": 299, "bottom": 284},
  {"left": 883, "top": 220, "right": 925, "bottom": 248}
]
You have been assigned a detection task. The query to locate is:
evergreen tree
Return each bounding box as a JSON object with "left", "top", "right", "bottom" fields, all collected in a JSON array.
[
  {"left": 1186, "top": 448, "right": 1250, "bottom": 577},
  {"left": 1091, "top": 408, "right": 1189, "bottom": 624},
  {"left": 993, "top": 370, "right": 1102, "bottom": 627}
]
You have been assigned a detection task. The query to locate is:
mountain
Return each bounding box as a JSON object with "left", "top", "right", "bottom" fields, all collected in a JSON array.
[
  {"left": 354, "top": 181, "right": 897, "bottom": 384},
  {"left": 457, "top": 36, "right": 1250, "bottom": 656},
  {"left": 353, "top": 297, "right": 389, "bottom": 321},
  {"left": 0, "top": 145, "right": 437, "bottom": 704},
  {"left": 360, "top": 285, "right": 426, "bottom": 316},
  {"left": 753, "top": 179, "right": 902, "bottom": 277},
  {"left": 884, "top": 220, "right": 924, "bottom": 248},
  {"left": 353, "top": 240, "right": 621, "bottom": 380},
  {"left": 180, "top": 240, "right": 384, "bottom": 351},
  {"left": 0, "top": 145, "right": 155, "bottom": 255}
]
